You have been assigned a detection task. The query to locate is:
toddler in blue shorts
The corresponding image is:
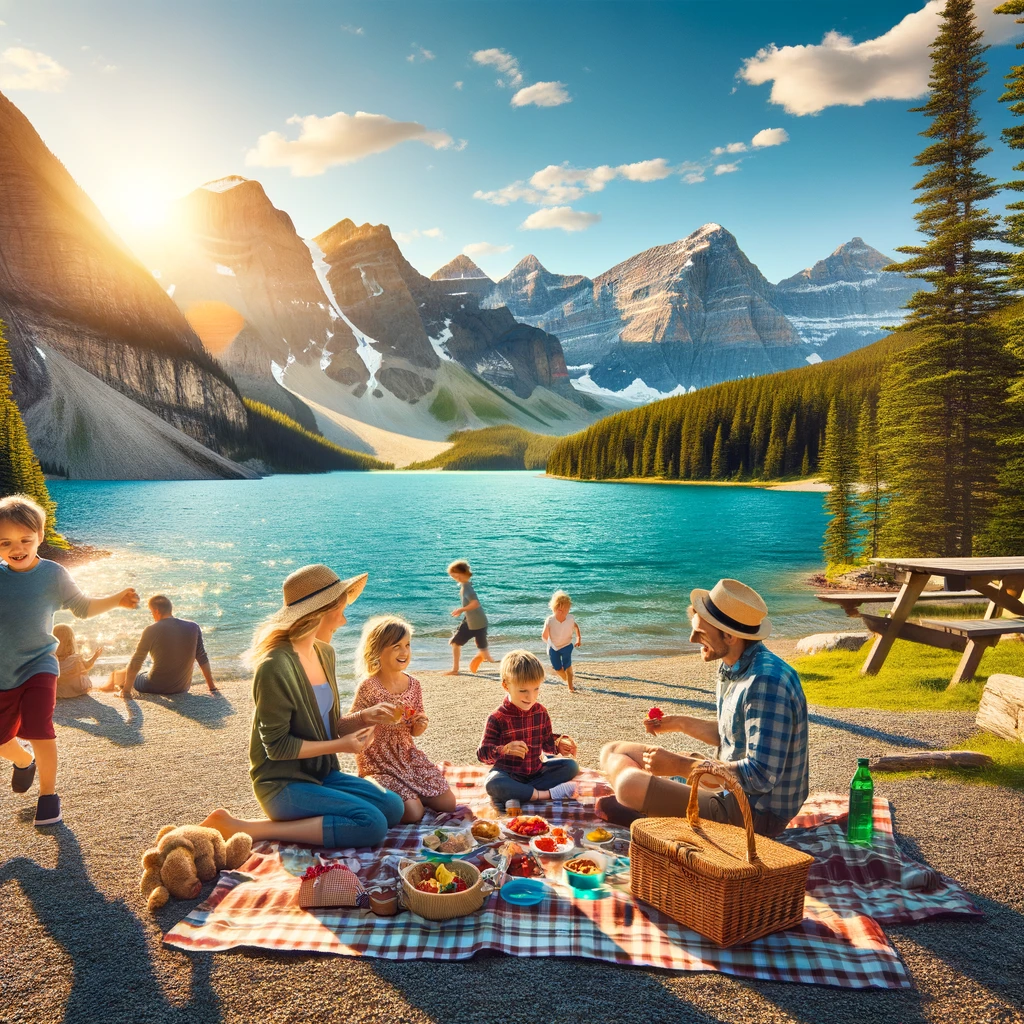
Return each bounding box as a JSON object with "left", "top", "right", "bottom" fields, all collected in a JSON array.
[{"left": 541, "top": 590, "right": 582, "bottom": 692}]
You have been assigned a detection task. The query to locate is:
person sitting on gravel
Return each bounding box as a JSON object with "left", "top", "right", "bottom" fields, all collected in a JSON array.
[
  {"left": 598, "top": 578, "right": 808, "bottom": 838},
  {"left": 111, "top": 595, "right": 216, "bottom": 697}
]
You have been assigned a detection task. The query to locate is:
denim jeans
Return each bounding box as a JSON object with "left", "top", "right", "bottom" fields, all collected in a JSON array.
[
  {"left": 261, "top": 770, "right": 404, "bottom": 848},
  {"left": 484, "top": 757, "right": 580, "bottom": 804}
]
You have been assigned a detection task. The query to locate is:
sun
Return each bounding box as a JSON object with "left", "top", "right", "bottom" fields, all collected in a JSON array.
[{"left": 110, "top": 181, "right": 173, "bottom": 235}]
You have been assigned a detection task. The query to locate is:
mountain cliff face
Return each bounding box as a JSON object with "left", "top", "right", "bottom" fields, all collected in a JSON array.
[
  {"left": 0, "top": 89, "right": 251, "bottom": 471},
  {"left": 773, "top": 237, "right": 918, "bottom": 357},
  {"left": 430, "top": 254, "right": 494, "bottom": 302}
]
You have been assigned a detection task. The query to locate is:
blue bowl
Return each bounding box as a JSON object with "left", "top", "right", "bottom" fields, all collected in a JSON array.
[{"left": 499, "top": 878, "right": 548, "bottom": 906}]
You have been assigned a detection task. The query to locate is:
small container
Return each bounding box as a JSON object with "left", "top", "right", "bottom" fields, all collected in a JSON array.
[
  {"left": 564, "top": 851, "right": 609, "bottom": 890},
  {"left": 368, "top": 885, "right": 399, "bottom": 916},
  {"left": 505, "top": 799, "right": 521, "bottom": 818}
]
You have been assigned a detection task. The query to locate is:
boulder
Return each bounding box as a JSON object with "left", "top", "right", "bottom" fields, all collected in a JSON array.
[
  {"left": 795, "top": 632, "right": 871, "bottom": 656},
  {"left": 976, "top": 674, "right": 1024, "bottom": 743}
]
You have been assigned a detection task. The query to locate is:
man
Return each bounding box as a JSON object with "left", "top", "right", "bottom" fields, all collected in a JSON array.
[
  {"left": 599, "top": 578, "right": 808, "bottom": 837},
  {"left": 112, "top": 595, "right": 217, "bottom": 698}
]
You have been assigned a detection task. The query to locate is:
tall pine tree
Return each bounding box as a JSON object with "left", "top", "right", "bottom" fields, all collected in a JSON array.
[
  {"left": 856, "top": 395, "right": 885, "bottom": 560},
  {"left": 822, "top": 398, "right": 858, "bottom": 566},
  {"left": 881, "top": 0, "right": 1014, "bottom": 556}
]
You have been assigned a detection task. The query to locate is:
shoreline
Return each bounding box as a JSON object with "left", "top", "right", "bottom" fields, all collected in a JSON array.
[{"left": 545, "top": 473, "right": 830, "bottom": 491}]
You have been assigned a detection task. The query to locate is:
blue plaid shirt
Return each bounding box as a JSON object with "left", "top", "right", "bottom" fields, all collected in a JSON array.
[{"left": 716, "top": 642, "right": 809, "bottom": 825}]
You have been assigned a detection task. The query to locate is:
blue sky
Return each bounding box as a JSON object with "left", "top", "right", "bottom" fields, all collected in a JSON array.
[{"left": 2, "top": 0, "right": 1023, "bottom": 282}]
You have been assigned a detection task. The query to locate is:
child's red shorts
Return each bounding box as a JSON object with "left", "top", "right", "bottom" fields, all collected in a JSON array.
[{"left": 0, "top": 673, "right": 58, "bottom": 744}]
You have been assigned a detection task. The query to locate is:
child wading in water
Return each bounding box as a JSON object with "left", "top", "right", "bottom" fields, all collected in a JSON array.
[
  {"left": 53, "top": 624, "right": 116, "bottom": 699},
  {"left": 444, "top": 560, "right": 496, "bottom": 675},
  {"left": 542, "top": 590, "right": 582, "bottom": 692},
  {"left": 350, "top": 616, "right": 456, "bottom": 823},
  {"left": 0, "top": 495, "right": 138, "bottom": 825},
  {"left": 477, "top": 649, "right": 579, "bottom": 811}
]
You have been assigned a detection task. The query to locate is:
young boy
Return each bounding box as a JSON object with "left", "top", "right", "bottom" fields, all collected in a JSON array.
[
  {"left": 541, "top": 590, "right": 582, "bottom": 693},
  {"left": 477, "top": 649, "right": 579, "bottom": 810},
  {"left": 0, "top": 494, "right": 139, "bottom": 825},
  {"left": 444, "top": 559, "right": 496, "bottom": 675}
]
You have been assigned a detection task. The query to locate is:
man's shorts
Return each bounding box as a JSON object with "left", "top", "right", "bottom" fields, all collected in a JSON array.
[
  {"left": 0, "top": 673, "right": 58, "bottom": 744},
  {"left": 450, "top": 620, "right": 488, "bottom": 649},
  {"left": 548, "top": 643, "right": 573, "bottom": 671}
]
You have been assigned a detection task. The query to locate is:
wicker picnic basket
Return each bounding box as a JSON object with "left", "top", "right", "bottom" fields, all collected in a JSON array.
[
  {"left": 400, "top": 859, "right": 485, "bottom": 921},
  {"left": 630, "top": 764, "right": 813, "bottom": 947}
]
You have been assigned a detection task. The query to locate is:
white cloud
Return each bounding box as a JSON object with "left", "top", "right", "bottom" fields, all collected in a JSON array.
[
  {"left": 408, "top": 45, "right": 435, "bottom": 63},
  {"left": 454, "top": 80, "right": 463, "bottom": 90},
  {"left": 751, "top": 127, "right": 789, "bottom": 148},
  {"left": 245, "top": 111, "right": 455, "bottom": 177},
  {"left": 521, "top": 207, "right": 600, "bottom": 232},
  {"left": 101, "top": 64, "right": 117, "bottom": 74},
  {"left": 394, "top": 227, "right": 444, "bottom": 244},
  {"left": 712, "top": 142, "right": 747, "bottom": 156},
  {"left": 0, "top": 47, "right": 70, "bottom": 92},
  {"left": 682, "top": 170, "right": 706, "bottom": 184},
  {"left": 341, "top": 24, "right": 364, "bottom": 35},
  {"left": 618, "top": 158, "right": 673, "bottom": 182},
  {"left": 464, "top": 241, "right": 514, "bottom": 256},
  {"left": 714, "top": 162, "right": 740, "bottom": 175},
  {"left": 511, "top": 80, "right": 571, "bottom": 107},
  {"left": 472, "top": 47, "right": 523, "bottom": 88},
  {"left": 476, "top": 159, "right": 670, "bottom": 206},
  {"left": 738, "top": 2, "right": 1023, "bottom": 116}
]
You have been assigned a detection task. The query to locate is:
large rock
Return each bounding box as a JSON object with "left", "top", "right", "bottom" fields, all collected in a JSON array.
[
  {"left": 795, "top": 632, "right": 871, "bottom": 656},
  {"left": 976, "top": 674, "right": 1024, "bottom": 743}
]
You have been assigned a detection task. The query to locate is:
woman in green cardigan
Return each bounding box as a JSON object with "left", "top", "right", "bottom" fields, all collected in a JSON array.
[{"left": 204, "top": 564, "right": 404, "bottom": 847}]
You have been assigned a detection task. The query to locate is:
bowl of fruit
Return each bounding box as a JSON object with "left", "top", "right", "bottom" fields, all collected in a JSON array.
[{"left": 401, "top": 859, "right": 485, "bottom": 920}]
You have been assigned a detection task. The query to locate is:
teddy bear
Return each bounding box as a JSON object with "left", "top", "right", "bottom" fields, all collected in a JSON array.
[{"left": 139, "top": 824, "right": 252, "bottom": 912}]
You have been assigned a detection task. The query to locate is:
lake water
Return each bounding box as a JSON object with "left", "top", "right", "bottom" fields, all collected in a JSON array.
[{"left": 47, "top": 472, "right": 844, "bottom": 688}]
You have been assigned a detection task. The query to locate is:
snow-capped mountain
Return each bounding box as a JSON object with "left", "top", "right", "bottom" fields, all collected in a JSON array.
[{"left": 430, "top": 255, "right": 494, "bottom": 302}]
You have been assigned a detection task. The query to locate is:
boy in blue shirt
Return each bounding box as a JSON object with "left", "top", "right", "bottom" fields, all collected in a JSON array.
[{"left": 0, "top": 494, "right": 138, "bottom": 825}]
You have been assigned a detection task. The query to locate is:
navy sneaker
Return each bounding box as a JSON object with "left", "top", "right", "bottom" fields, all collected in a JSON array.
[
  {"left": 12, "top": 760, "right": 36, "bottom": 793},
  {"left": 33, "top": 793, "right": 62, "bottom": 826}
]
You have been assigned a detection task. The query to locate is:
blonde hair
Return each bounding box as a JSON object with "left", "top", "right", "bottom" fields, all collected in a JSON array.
[
  {"left": 0, "top": 494, "right": 46, "bottom": 534},
  {"left": 447, "top": 560, "right": 471, "bottom": 577},
  {"left": 53, "top": 623, "right": 77, "bottom": 659},
  {"left": 246, "top": 595, "right": 346, "bottom": 668},
  {"left": 356, "top": 615, "right": 413, "bottom": 680},
  {"left": 501, "top": 649, "right": 545, "bottom": 688},
  {"left": 549, "top": 590, "right": 571, "bottom": 612}
]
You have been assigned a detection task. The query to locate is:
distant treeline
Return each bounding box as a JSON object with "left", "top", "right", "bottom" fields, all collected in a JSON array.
[{"left": 407, "top": 425, "right": 558, "bottom": 471}]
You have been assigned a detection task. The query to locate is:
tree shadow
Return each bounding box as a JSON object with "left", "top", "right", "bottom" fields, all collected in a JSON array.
[
  {"left": 807, "top": 711, "right": 935, "bottom": 749},
  {"left": 130, "top": 689, "right": 235, "bottom": 730},
  {"left": 0, "top": 826, "right": 221, "bottom": 1024},
  {"left": 52, "top": 694, "right": 145, "bottom": 747}
]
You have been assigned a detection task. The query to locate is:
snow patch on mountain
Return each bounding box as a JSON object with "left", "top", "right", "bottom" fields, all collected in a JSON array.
[
  {"left": 572, "top": 373, "right": 689, "bottom": 404},
  {"left": 201, "top": 176, "right": 247, "bottom": 193},
  {"left": 428, "top": 319, "right": 454, "bottom": 361},
  {"left": 215, "top": 263, "right": 235, "bottom": 277}
]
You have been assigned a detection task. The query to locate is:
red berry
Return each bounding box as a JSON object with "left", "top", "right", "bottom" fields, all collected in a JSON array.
[{"left": 648, "top": 707, "right": 664, "bottom": 720}]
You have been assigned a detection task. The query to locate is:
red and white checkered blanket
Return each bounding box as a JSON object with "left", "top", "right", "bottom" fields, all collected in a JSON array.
[{"left": 164, "top": 766, "right": 980, "bottom": 988}]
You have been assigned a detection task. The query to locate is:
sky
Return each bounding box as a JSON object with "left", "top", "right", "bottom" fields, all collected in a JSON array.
[{"left": 2, "top": 0, "right": 1023, "bottom": 283}]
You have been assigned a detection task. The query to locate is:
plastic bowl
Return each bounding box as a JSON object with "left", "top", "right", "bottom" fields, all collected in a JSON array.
[
  {"left": 564, "top": 851, "right": 609, "bottom": 890},
  {"left": 499, "top": 877, "right": 549, "bottom": 906}
]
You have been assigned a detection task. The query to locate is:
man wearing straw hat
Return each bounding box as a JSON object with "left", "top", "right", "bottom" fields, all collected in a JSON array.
[{"left": 599, "top": 578, "right": 808, "bottom": 838}]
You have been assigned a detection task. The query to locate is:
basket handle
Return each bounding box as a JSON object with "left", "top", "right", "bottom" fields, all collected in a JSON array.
[{"left": 685, "top": 760, "right": 757, "bottom": 863}]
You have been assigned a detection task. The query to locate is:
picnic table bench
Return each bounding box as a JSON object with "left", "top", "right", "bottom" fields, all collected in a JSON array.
[
  {"left": 815, "top": 590, "right": 983, "bottom": 617},
  {"left": 859, "top": 558, "right": 1024, "bottom": 688}
]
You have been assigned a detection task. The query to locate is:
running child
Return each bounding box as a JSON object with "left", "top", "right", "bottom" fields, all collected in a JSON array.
[
  {"left": 0, "top": 494, "right": 138, "bottom": 825},
  {"left": 350, "top": 615, "right": 456, "bottom": 823},
  {"left": 477, "top": 649, "right": 579, "bottom": 810},
  {"left": 542, "top": 590, "right": 582, "bottom": 692},
  {"left": 444, "top": 559, "right": 496, "bottom": 675}
]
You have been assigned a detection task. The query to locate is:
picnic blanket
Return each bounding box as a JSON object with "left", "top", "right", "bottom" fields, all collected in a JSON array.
[{"left": 164, "top": 766, "right": 980, "bottom": 988}]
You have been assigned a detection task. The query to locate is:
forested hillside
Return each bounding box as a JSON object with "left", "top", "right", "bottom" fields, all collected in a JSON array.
[{"left": 407, "top": 425, "right": 557, "bottom": 471}]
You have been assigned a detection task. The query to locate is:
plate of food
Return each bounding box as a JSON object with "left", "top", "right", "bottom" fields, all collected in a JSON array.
[
  {"left": 420, "top": 826, "right": 477, "bottom": 861},
  {"left": 582, "top": 826, "right": 615, "bottom": 849},
  {"left": 469, "top": 819, "right": 502, "bottom": 843},
  {"left": 530, "top": 827, "right": 574, "bottom": 857},
  {"left": 503, "top": 814, "right": 550, "bottom": 838}
]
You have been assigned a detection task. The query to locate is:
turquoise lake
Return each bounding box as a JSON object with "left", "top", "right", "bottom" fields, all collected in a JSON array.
[{"left": 47, "top": 472, "right": 844, "bottom": 686}]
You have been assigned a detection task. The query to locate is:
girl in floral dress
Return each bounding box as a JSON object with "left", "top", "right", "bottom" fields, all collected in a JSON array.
[{"left": 350, "top": 616, "right": 456, "bottom": 823}]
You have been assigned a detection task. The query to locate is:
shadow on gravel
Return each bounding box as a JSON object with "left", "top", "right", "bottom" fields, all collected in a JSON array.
[
  {"left": 131, "top": 689, "right": 235, "bottom": 730},
  {"left": 806, "top": 712, "right": 934, "bottom": 749},
  {"left": 0, "top": 827, "right": 221, "bottom": 1024},
  {"left": 53, "top": 694, "right": 145, "bottom": 746}
]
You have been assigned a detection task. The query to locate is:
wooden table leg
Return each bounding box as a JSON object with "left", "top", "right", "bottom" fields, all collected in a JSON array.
[
  {"left": 862, "top": 573, "right": 929, "bottom": 675},
  {"left": 949, "top": 637, "right": 996, "bottom": 687}
]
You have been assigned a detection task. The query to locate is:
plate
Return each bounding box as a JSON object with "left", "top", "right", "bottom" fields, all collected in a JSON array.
[
  {"left": 529, "top": 835, "right": 575, "bottom": 857},
  {"left": 501, "top": 815, "right": 550, "bottom": 839},
  {"left": 420, "top": 828, "right": 478, "bottom": 861},
  {"left": 499, "top": 878, "right": 549, "bottom": 906}
]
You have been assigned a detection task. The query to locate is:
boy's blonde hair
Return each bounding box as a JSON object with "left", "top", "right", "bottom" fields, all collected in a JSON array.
[
  {"left": 549, "top": 590, "right": 571, "bottom": 612},
  {"left": 501, "top": 649, "right": 545, "bottom": 688},
  {"left": 0, "top": 494, "right": 46, "bottom": 534},
  {"left": 53, "top": 623, "right": 77, "bottom": 658},
  {"left": 447, "top": 560, "right": 471, "bottom": 577},
  {"left": 246, "top": 595, "right": 346, "bottom": 668},
  {"left": 356, "top": 615, "right": 413, "bottom": 680}
]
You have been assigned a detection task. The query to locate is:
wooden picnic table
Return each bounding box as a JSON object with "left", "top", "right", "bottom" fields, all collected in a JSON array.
[{"left": 860, "top": 558, "right": 1024, "bottom": 687}]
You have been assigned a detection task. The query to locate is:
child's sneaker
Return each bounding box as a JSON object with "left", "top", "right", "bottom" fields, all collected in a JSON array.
[
  {"left": 12, "top": 760, "right": 36, "bottom": 793},
  {"left": 33, "top": 793, "right": 62, "bottom": 826}
]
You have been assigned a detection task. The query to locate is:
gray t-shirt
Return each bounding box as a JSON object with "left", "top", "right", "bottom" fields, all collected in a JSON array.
[
  {"left": 0, "top": 558, "right": 91, "bottom": 690},
  {"left": 127, "top": 617, "right": 208, "bottom": 694},
  {"left": 461, "top": 581, "right": 487, "bottom": 630}
]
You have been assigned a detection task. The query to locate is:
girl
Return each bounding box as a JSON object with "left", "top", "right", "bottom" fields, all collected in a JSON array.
[
  {"left": 53, "top": 624, "right": 115, "bottom": 699},
  {"left": 203, "top": 564, "right": 404, "bottom": 848},
  {"left": 542, "top": 590, "right": 582, "bottom": 692},
  {"left": 350, "top": 616, "right": 456, "bottom": 823}
]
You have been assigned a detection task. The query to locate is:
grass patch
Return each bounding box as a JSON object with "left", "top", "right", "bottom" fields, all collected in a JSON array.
[
  {"left": 467, "top": 372, "right": 549, "bottom": 426},
  {"left": 536, "top": 398, "right": 569, "bottom": 421},
  {"left": 468, "top": 396, "right": 510, "bottom": 423},
  {"left": 406, "top": 426, "right": 557, "bottom": 471},
  {"left": 794, "top": 638, "right": 1024, "bottom": 712},
  {"left": 875, "top": 731, "right": 1024, "bottom": 791},
  {"left": 428, "top": 387, "right": 458, "bottom": 423}
]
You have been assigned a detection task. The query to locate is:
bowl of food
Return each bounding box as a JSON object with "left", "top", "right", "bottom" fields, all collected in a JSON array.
[
  {"left": 421, "top": 826, "right": 476, "bottom": 861},
  {"left": 530, "top": 827, "right": 574, "bottom": 857},
  {"left": 583, "top": 826, "right": 615, "bottom": 849},
  {"left": 564, "top": 851, "right": 609, "bottom": 890},
  {"left": 401, "top": 859, "right": 485, "bottom": 920},
  {"left": 470, "top": 820, "right": 501, "bottom": 843},
  {"left": 504, "top": 814, "right": 549, "bottom": 838}
]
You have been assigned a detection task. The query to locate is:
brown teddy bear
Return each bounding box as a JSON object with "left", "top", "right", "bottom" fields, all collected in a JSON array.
[{"left": 140, "top": 824, "right": 252, "bottom": 912}]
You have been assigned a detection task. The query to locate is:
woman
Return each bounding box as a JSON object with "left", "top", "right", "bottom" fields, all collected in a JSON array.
[{"left": 203, "top": 564, "right": 404, "bottom": 847}]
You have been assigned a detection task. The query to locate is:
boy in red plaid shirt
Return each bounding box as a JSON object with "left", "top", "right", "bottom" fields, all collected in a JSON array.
[{"left": 477, "top": 650, "right": 579, "bottom": 809}]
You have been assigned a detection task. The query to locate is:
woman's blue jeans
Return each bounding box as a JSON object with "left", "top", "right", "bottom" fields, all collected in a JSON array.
[{"left": 261, "top": 770, "right": 404, "bottom": 848}]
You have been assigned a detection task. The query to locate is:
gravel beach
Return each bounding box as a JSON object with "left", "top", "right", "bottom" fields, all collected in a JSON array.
[{"left": 2, "top": 642, "right": 1022, "bottom": 1024}]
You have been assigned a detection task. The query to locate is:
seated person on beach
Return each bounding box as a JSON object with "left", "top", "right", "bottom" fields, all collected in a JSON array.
[
  {"left": 477, "top": 649, "right": 579, "bottom": 810},
  {"left": 54, "top": 623, "right": 116, "bottom": 698},
  {"left": 110, "top": 595, "right": 216, "bottom": 697},
  {"left": 599, "top": 579, "right": 808, "bottom": 838},
  {"left": 203, "top": 564, "right": 405, "bottom": 849}
]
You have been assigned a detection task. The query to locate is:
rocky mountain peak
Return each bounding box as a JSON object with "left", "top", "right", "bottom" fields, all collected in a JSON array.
[
  {"left": 314, "top": 218, "right": 393, "bottom": 256},
  {"left": 180, "top": 177, "right": 296, "bottom": 239},
  {"left": 430, "top": 254, "right": 492, "bottom": 282},
  {"left": 778, "top": 237, "right": 891, "bottom": 289},
  {"left": 200, "top": 175, "right": 249, "bottom": 193}
]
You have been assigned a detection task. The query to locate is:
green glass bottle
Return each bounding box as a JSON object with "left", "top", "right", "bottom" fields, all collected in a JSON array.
[{"left": 847, "top": 758, "right": 874, "bottom": 845}]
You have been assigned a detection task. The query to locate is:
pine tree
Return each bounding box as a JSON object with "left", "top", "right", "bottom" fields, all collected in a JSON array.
[
  {"left": 763, "top": 401, "right": 785, "bottom": 479},
  {"left": 710, "top": 423, "right": 726, "bottom": 479},
  {"left": 822, "top": 398, "right": 858, "bottom": 566},
  {"left": 783, "top": 413, "right": 800, "bottom": 476},
  {"left": 800, "top": 445, "right": 811, "bottom": 478},
  {"left": 856, "top": 395, "right": 884, "bottom": 560}
]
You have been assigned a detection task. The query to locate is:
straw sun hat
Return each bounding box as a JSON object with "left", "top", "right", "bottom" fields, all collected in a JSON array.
[
  {"left": 690, "top": 578, "right": 772, "bottom": 641},
  {"left": 267, "top": 564, "right": 368, "bottom": 627}
]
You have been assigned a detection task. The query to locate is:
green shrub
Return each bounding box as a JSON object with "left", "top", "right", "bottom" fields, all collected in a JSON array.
[{"left": 429, "top": 387, "right": 459, "bottom": 422}]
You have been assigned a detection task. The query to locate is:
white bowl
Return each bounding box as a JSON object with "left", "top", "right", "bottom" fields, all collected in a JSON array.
[{"left": 529, "top": 835, "right": 575, "bottom": 857}]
